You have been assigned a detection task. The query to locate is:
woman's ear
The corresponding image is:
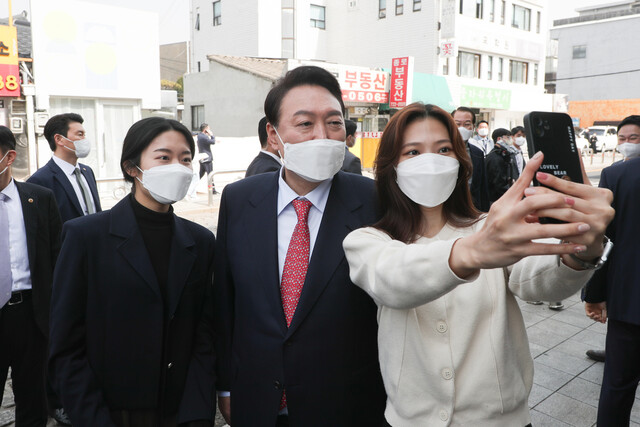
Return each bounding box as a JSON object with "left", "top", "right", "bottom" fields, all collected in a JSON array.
[{"left": 123, "top": 160, "right": 139, "bottom": 179}]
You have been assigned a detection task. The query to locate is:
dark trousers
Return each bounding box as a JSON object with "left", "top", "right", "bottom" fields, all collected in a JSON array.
[
  {"left": 597, "top": 319, "right": 640, "bottom": 426},
  {"left": 199, "top": 161, "right": 215, "bottom": 190},
  {"left": 0, "top": 295, "right": 48, "bottom": 427}
]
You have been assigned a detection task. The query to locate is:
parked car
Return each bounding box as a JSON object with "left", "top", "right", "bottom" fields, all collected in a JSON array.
[{"left": 581, "top": 126, "right": 618, "bottom": 152}]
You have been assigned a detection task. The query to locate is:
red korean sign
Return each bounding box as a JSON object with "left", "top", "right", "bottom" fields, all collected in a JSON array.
[
  {"left": 390, "top": 57, "right": 413, "bottom": 108},
  {"left": 0, "top": 25, "right": 20, "bottom": 97},
  {"left": 340, "top": 70, "right": 388, "bottom": 104}
]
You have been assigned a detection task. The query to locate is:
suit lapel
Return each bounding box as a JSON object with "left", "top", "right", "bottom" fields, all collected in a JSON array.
[
  {"left": 110, "top": 198, "right": 161, "bottom": 300},
  {"left": 166, "top": 218, "right": 196, "bottom": 316},
  {"left": 48, "top": 159, "right": 83, "bottom": 216},
  {"left": 243, "top": 173, "right": 284, "bottom": 331},
  {"left": 15, "top": 182, "right": 38, "bottom": 274},
  {"left": 287, "top": 173, "right": 363, "bottom": 337},
  {"left": 80, "top": 164, "right": 102, "bottom": 211}
]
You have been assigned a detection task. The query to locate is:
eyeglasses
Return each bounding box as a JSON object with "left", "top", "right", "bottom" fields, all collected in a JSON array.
[{"left": 618, "top": 134, "right": 640, "bottom": 143}]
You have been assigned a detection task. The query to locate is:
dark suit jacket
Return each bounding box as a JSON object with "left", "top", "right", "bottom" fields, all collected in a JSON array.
[
  {"left": 49, "top": 197, "right": 216, "bottom": 426},
  {"left": 14, "top": 181, "right": 62, "bottom": 336},
  {"left": 341, "top": 147, "right": 362, "bottom": 175},
  {"left": 245, "top": 151, "right": 281, "bottom": 177},
  {"left": 27, "top": 158, "right": 102, "bottom": 223},
  {"left": 584, "top": 157, "right": 640, "bottom": 325},
  {"left": 467, "top": 142, "right": 490, "bottom": 212},
  {"left": 197, "top": 132, "right": 215, "bottom": 164},
  {"left": 485, "top": 144, "right": 519, "bottom": 205},
  {"left": 214, "top": 171, "right": 386, "bottom": 426}
]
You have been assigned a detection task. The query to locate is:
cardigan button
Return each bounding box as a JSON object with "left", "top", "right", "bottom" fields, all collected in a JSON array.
[
  {"left": 439, "top": 409, "right": 449, "bottom": 421},
  {"left": 441, "top": 368, "right": 453, "bottom": 380},
  {"left": 436, "top": 321, "right": 448, "bottom": 333}
]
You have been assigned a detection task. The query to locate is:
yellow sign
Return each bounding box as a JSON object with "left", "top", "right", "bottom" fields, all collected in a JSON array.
[{"left": 0, "top": 25, "right": 19, "bottom": 65}]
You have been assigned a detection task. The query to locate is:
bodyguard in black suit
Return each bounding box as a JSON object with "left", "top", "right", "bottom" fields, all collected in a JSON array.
[
  {"left": 341, "top": 119, "right": 362, "bottom": 175},
  {"left": 49, "top": 118, "right": 215, "bottom": 426},
  {"left": 27, "top": 113, "right": 102, "bottom": 223},
  {"left": 245, "top": 116, "right": 282, "bottom": 177},
  {"left": 0, "top": 127, "right": 62, "bottom": 426},
  {"left": 584, "top": 115, "right": 640, "bottom": 426},
  {"left": 215, "top": 66, "right": 385, "bottom": 426}
]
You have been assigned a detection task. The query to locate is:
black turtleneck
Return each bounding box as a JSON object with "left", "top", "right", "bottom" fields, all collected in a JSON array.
[{"left": 130, "top": 194, "right": 174, "bottom": 308}]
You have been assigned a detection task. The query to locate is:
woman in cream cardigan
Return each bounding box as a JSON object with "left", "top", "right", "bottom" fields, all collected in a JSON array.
[{"left": 343, "top": 103, "right": 614, "bottom": 427}]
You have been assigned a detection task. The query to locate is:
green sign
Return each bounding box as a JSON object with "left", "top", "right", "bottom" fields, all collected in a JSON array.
[{"left": 460, "top": 85, "right": 511, "bottom": 110}]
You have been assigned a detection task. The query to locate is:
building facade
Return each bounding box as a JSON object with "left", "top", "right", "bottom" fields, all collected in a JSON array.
[{"left": 550, "top": 1, "right": 640, "bottom": 128}]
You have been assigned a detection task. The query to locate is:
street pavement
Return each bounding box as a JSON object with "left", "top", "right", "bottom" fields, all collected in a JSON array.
[{"left": 2, "top": 152, "right": 633, "bottom": 427}]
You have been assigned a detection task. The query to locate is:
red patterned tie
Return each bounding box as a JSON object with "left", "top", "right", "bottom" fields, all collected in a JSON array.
[{"left": 279, "top": 198, "right": 312, "bottom": 410}]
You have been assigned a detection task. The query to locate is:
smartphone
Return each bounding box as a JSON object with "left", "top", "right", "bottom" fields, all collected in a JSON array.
[{"left": 523, "top": 111, "right": 584, "bottom": 223}]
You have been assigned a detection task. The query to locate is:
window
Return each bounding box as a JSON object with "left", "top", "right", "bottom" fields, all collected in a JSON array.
[
  {"left": 573, "top": 45, "right": 587, "bottom": 59},
  {"left": 396, "top": 0, "right": 404, "bottom": 15},
  {"left": 443, "top": 58, "right": 449, "bottom": 75},
  {"left": 310, "top": 5, "right": 326, "bottom": 29},
  {"left": 498, "top": 57, "right": 503, "bottom": 81},
  {"left": 500, "top": 0, "right": 505, "bottom": 24},
  {"left": 379, "top": 0, "right": 386, "bottom": 18},
  {"left": 487, "top": 55, "right": 493, "bottom": 80},
  {"left": 509, "top": 60, "right": 528, "bottom": 83},
  {"left": 476, "top": 0, "right": 483, "bottom": 19},
  {"left": 489, "top": 0, "right": 495, "bottom": 21},
  {"left": 413, "top": 0, "right": 422, "bottom": 11},
  {"left": 512, "top": 5, "right": 531, "bottom": 31},
  {"left": 536, "top": 11, "right": 541, "bottom": 33},
  {"left": 191, "top": 105, "right": 205, "bottom": 131},
  {"left": 458, "top": 51, "right": 481, "bottom": 78},
  {"left": 213, "top": 1, "right": 221, "bottom": 26},
  {"left": 533, "top": 63, "right": 538, "bottom": 85},
  {"left": 195, "top": 9, "right": 200, "bottom": 30}
]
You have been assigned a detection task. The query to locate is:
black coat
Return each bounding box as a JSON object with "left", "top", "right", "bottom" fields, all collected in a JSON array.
[
  {"left": 467, "top": 142, "right": 490, "bottom": 212},
  {"left": 245, "top": 151, "right": 281, "bottom": 177},
  {"left": 27, "top": 158, "right": 102, "bottom": 223},
  {"left": 14, "top": 181, "right": 62, "bottom": 336},
  {"left": 485, "top": 144, "right": 519, "bottom": 205},
  {"left": 49, "top": 196, "right": 215, "bottom": 426},
  {"left": 214, "top": 171, "right": 386, "bottom": 426}
]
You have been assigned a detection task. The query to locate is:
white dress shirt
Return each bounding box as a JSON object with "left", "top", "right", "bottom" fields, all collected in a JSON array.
[
  {"left": 1, "top": 179, "right": 32, "bottom": 291},
  {"left": 277, "top": 168, "right": 332, "bottom": 281},
  {"left": 52, "top": 155, "right": 95, "bottom": 215}
]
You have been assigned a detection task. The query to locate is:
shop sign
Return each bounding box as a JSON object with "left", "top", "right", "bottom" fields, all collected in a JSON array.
[
  {"left": 357, "top": 131, "right": 383, "bottom": 139},
  {"left": 389, "top": 56, "right": 414, "bottom": 109},
  {"left": 0, "top": 25, "right": 20, "bottom": 97},
  {"left": 340, "top": 69, "right": 389, "bottom": 104},
  {"left": 440, "top": 40, "right": 458, "bottom": 58},
  {"left": 460, "top": 85, "right": 511, "bottom": 110}
]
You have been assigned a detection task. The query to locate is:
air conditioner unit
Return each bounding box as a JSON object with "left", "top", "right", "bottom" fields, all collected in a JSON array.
[
  {"left": 10, "top": 99, "right": 26, "bottom": 115},
  {"left": 10, "top": 117, "right": 24, "bottom": 133},
  {"left": 35, "top": 112, "right": 50, "bottom": 135}
]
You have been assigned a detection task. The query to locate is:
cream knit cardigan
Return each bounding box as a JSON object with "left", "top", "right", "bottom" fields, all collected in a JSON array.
[{"left": 343, "top": 220, "right": 594, "bottom": 427}]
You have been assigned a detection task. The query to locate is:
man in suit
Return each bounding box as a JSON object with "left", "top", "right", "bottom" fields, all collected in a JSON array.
[
  {"left": 197, "top": 123, "right": 218, "bottom": 194},
  {"left": 245, "top": 116, "right": 282, "bottom": 177},
  {"left": 0, "top": 126, "right": 62, "bottom": 426},
  {"left": 584, "top": 115, "right": 640, "bottom": 426},
  {"left": 452, "top": 107, "right": 490, "bottom": 211},
  {"left": 485, "top": 128, "right": 519, "bottom": 206},
  {"left": 511, "top": 126, "right": 527, "bottom": 175},
  {"left": 28, "top": 113, "right": 102, "bottom": 223},
  {"left": 341, "top": 119, "right": 362, "bottom": 174},
  {"left": 214, "top": 66, "right": 386, "bottom": 426}
]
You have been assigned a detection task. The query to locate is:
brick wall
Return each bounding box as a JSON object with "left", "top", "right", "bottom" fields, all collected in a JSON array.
[{"left": 568, "top": 99, "right": 640, "bottom": 128}]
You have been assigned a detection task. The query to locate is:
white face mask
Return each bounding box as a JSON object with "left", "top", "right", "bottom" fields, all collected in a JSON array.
[
  {"left": 458, "top": 127, "right": 473, "bottom": 141},
  {"left": 514, "top": 136, "right": 526, "bottom": 147},
  {"left": 274, "top": 128, "right": 345, "bottom": 183},
  {"left": 617, "top": 142, "right": 640, "bottom": 159},
  {"left": 62, "top": 135, "right": 91, "bottom": 158},
  {"left": 477, "top": 127, "right": 489, "bottom": 137},
  {"left": 0, "top": 151, "right": 9, "bottom": 176},
  {"left": 395, "top": 153, "right": 460, "bottom": 208},
  {"left": 136, "top": 164, "right": 193, "bottom": 205}
]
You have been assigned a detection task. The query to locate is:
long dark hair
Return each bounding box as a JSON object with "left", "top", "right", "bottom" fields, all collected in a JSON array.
[{"left": 374, "top": 103, "right": 481, "bottom": 243}]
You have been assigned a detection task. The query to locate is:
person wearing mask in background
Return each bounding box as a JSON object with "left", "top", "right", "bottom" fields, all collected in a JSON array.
[
  {"left": 197, "top": 123, "right": 218, "bottom": 195},
  {"left": 341, "top": 119, "right": 363, "bottom": 174},
  {"left": 583, "top": 115, "right": 640, "bottom": 426},
  {"left": 0, "top": 126, "right": 62, "bottom": 427},
  {"left": 452, "top": 107, "right": 489, "bottom": 212},
  {"left": 469, "top": 120, "right": 493, "bottom": 156},
  {"left": 511, "top": 126, "right": 527, "bottom": 175},
  {"left": 28, "top": 113, "right": 101, "bottom": 223},
  {"left": 343, "top": 102, "right": 614, "bottom": 426},
  {"left": 245, "top": 117, "right": 282, "bottom": 177},
  {"left": 214, "top": 66, "right": 386, "bottom": 426},
  {"left": 485, "top": 128, "right": 519, "bottom": 205},
  {"left": 49, "top": 117, "right": 216, "bottom": 426},
  {"left": 26, "top": 112, "right": 100, "bottom": 425}
]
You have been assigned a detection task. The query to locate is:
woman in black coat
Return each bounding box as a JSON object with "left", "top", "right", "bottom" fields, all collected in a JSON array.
[{"left": 49, "top": 117, "right": 215, "bottom": 427}]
